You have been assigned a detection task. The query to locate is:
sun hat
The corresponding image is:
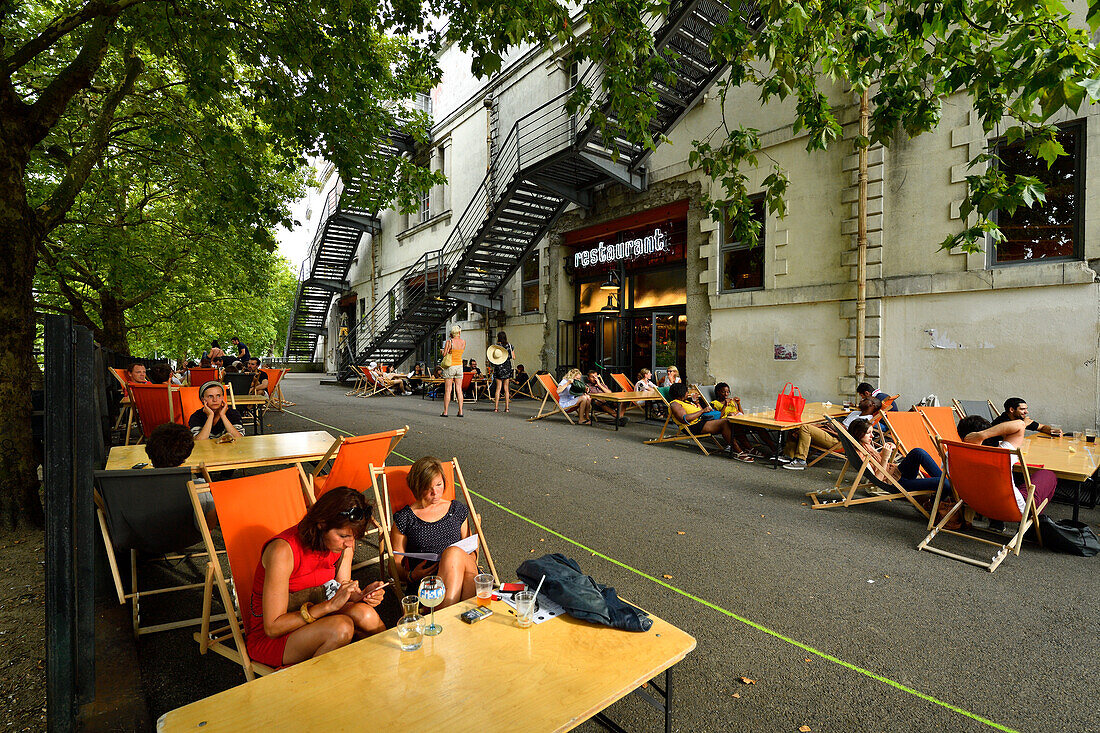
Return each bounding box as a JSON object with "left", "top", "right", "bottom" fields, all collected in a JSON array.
[{"left": 486, "top": 344, "right": 509, "bottom": 365}]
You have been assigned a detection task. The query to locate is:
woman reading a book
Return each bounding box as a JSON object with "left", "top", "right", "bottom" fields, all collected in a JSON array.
[{"left": 391, "top": 456, "right": 478, "bottom": 608}]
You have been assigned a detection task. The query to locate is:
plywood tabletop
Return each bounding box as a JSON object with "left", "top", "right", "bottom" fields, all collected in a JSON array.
[
  {"left": 105, "top": 430, "right": 335, "bottom": 472},
  {"left": 1020, "top": 434, "right": 1098, "bottom": 482},
  {"left": 727, "top": 402, "right": 848, "bottom": 430},
  {"left": 157, "top": 602, "right": 695, "bottom": 733}
]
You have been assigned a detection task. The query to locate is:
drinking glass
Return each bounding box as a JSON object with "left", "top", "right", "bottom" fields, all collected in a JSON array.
[
  {"left": 1051, "top": 424, "right": 1063, "bottom": 438},
  {"left": 474, "top": 573, "right": 494, "bottom": 607},
  {"left": 1086, "top": 429, "right": 1096, "bottom": 444},
  {"left": 418, "top": 576, "right": 446, "bottom": 636},
  {"left": 514, "top": 590, "right": 536, "bottom": 628}
]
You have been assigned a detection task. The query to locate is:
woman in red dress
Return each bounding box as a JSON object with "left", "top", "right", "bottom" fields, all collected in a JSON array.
[{"left": 245, "top": 487, "right": 387, "bottom": 668}]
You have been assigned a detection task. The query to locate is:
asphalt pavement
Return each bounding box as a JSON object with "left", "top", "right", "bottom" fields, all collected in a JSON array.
[{"left": 135, "top": 374, "right": 1100, "bottom": 732}]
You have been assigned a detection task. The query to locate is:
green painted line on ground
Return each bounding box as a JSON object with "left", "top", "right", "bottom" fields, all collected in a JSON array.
[{"left": 283, "top": 409, "right": 1017, "bottom": 732}]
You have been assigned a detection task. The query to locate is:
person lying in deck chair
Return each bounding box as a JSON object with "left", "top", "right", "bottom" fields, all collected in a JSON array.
[
  {"left": 667, "top": 383, "right": 753, "bottom": 462},
  {"left": 847, "top": 418, "right": 948, "bottom": 497}
]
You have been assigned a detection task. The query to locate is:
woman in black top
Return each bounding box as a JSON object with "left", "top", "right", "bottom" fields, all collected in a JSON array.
[
  {"left": 390, "top": 456, "right": 477, "bottom": 608},
  {"left": 490, "top": 331, "right": 516, "bottom": 413}
]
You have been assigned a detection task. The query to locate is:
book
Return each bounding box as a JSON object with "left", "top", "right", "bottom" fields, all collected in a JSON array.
[{"left": 394, "top": 533, "right": 479, "bottom": 563}]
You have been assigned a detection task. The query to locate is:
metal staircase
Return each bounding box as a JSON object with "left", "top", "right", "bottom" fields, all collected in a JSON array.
[{"left": 340, "top": 0, "right": 760, "bottom": 375}]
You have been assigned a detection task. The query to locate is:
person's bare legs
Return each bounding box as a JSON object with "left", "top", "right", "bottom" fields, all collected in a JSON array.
[
  {"left": 493, "top": 378, "right": 503, "bottom": 411},
  {"left": 456, "top": 379, "right": 465, "bottom": 415},
  {"left": 280, "top": 614, "right": 355, "bottom": 665},
  {"left": 436, "top": 546, "right": 478, "bottom": 607},
  {"left": 699, "top": 419, "right": 734, "bottom": 450},
  {"left": 335, "top": 601, "right": 385, "bottom": 639},
  {"left": 442, "top": 378, "right": 453, "bottom": 415},
  {"left": 503, "top": 379, "right": 510, "bottom": 411}
]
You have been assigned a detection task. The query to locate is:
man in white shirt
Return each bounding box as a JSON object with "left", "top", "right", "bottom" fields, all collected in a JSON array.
[{"left": 784, "top": 397, "right": 881, "bottom": 470}]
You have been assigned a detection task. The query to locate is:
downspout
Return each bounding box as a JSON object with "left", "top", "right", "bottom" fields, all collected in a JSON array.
[{"left": 855, "top": 89, "right": 870, "bottom": 385}]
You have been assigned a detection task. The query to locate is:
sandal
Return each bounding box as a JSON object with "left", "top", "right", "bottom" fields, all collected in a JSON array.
[
  {"left": 439, "top": 413, "right": 448, "bottom": 418},
  {"left": 457, "top": 412, "right": 464, "bottom": 418},
  {"left": 734, "top": 451, "right": 755, "bottom": 463}
]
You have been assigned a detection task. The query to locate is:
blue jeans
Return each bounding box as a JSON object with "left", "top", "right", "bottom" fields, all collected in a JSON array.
[{"left": 897, "top": 448, "right": 946, "bottom": 493}]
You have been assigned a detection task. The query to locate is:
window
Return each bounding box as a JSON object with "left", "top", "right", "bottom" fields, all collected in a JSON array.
[
  {"left": 720, "top": 197, "right": 765, "bottom": 292},
  {"left": 521, "top": 251, "right": 540, "bottom": 313},
  {"left": 359, "top": 298, "right": 365, "bottom": 321},
  {"left": 992, "top": 122, "right": 1084, "bottom": 264},
  {"left": 568, "top": 60, "right": 579, "bottom": 89}
]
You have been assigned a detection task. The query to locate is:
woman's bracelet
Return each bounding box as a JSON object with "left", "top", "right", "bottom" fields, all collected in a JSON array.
[{"left": 300, "top": 602, "right": 316, "bottom": 624}]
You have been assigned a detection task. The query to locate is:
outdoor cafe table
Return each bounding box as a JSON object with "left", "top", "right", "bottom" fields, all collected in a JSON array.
[
  {"left": 105, "top": 430, "right": 335, "bottom": 472},
  {"left": 1022, "top": 434, "right": 1098, "bottom": 521},
  {"left": 727, "top": 402, "right": 849, "bottom": 469},
  {"left": 156, "top": 602, "right": 695, "bottom": 733},
  {"left": 229, "top": 393, "right": 269, "bottom": 434},
  {"left": 590, "top": 391, "right": 664, "bottom": 431}
]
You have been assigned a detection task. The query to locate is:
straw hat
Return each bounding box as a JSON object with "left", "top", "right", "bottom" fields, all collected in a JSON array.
[{"left": 486, "top": 344, "right": 509, "bottom": 365}]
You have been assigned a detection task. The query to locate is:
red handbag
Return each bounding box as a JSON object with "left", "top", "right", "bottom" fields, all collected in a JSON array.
[{"left": 774, "top": 382, "right": 806, "bottom": 423}]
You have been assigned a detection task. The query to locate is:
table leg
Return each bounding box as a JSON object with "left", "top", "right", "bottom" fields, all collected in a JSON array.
[
  {"left": 771, "top": 429, "right": 781, "bottom": 470},
  {"left": 1073, "top": 481, "right": 1081, "bottom": 523}
]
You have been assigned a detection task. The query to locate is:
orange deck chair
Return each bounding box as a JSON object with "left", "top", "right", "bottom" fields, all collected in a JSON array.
[
  {"left": 916, "top": 405, "right": 961, "bottom": 442},
  {"left": 174, "top": 386, "right": 202, "bottom": 427},
  {"left": 110, "top": 367, "right": 133, "bottom": 430},
  {"left": 188, "top": 367, "right": 220, "bottom": 386},
  {"left": 263, "top": 368, "right": 293, "bottom": 410},
  {"left": 609, "top": 373, "right": 646, "bottom": 416},
  {"left": 189, "top": 465, "right": 312, "bottom": 681},
  {"left": 371, "top": 459, "right": 499, "bottom": 595},
  {"left": 883, "top": 411, "right": 943, "bottom": 471},
  {"left": 309, "top": 427, "right": 409, "bottom": 500},
  {"left": 126, "top": 383, "right": 177, "bottom": 445},
  {"left": 918, "top": 439, "right": 1047, "bottom": 572},
  {"left": 527, "top": 373, "right": 576, "bottom": 424},
  {"left": 345, "top": 365, "right": 369, "bottom": 397},
  {"left": 360, "top": 367, "right": 394, "bottom": 398}
]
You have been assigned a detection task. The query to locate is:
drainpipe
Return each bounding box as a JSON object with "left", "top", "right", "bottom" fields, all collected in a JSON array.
[{"left": 855, "top": 89, "right": 870, "bottom": 385}]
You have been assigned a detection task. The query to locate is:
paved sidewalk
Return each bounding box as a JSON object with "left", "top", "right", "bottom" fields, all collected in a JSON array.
[{"left": 140, "top": 374, "right": 1100, "bottom": 731}]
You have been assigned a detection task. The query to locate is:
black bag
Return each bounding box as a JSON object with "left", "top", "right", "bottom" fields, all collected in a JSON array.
[
  {"left": 1036, "top": 515, "right": 1100, "bottom": 557},
  {"left": 569, "top": 379, "right": 587, "bottom": 396}
]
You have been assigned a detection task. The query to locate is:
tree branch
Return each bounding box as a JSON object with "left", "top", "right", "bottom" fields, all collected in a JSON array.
[
  {"left": 36, "top": 46, "right": 144, "bottom": 233},
  {"left": 3, "top": 0, "right": 154, "bottom": 74},
  {"left": 128, "top": 295, "right": 244, "bottom": 329}
]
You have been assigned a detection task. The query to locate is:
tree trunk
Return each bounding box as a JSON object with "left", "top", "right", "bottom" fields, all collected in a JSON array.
[
  {"left": 0, "top": 177, "right": 46, "bottom": 529},
  {"left": 97, "top": 291, "right": 130, "bottom": 354}
]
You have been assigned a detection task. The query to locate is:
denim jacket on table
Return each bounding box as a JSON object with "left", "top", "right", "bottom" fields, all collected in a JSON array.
[{"left": 517, "top": 553, "right": 652, "bottom": 632}]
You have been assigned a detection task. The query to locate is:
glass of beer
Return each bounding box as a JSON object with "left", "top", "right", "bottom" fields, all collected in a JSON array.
[{"left": 474, "top": 573, "right": 494, "bottom": 607}]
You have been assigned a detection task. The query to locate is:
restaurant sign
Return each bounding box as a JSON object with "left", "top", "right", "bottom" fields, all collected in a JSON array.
[{"left": 573, "top": 228, "right": 670, "bottom": 269}]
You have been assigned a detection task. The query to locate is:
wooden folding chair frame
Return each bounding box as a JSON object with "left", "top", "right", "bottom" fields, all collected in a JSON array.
[
  {"left": 917, "top": 439, "right": 1047, "bottom": 572},
  {"left": 643, "top": 393, "right": 724, "bottom": 456},
  {"left": 512, "top": 374, "right": 539, "bottom": 400},
  {"left": 94, "top": 468, "right": 228, "bottom": 636},
  {"left": 266, "top": 368, "right": 294, "bottom": 410},
  {"left": 188, "top": 464, "right": 312, "bottom": 682},
  {"left": 345, "top": 365, "right": 368, "bottom": 396},
  {"left": 805, "top": 416, "right": 934, "bottom": 516},
  {"left": 371, "top": 458, "right": 500, "bottom": 597},
  {"left": 527, "top": 373, "right": 575, "bottom": 424},
  {"left": 362, "top": 367, "right": 395, "bottom": 398}
]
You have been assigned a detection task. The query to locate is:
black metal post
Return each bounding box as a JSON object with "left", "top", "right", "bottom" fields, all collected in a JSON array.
[
  {"left": 73, "top": 326, "right": 96, "bottom": 703},
  {"left": 44, "top": 315, "right": 76, "bottom": 733}
]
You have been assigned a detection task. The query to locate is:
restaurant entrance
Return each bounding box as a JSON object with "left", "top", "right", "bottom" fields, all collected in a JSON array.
[{"left": 564, "top": 201, "right": 689, "bottom": 381}]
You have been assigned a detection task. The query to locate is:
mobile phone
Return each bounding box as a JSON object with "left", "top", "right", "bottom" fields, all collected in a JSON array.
[
  {"left": 130, "top": 462, "right": 149, "bottom": 469},
  {"left": 460, "top": 606, "right": 493, "bottom": 624},
  {"left": 500, "top": 582, "right": 525, "bottom": 592}
]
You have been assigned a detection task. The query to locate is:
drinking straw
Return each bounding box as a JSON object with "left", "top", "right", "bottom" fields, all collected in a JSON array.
[
  {"left": 530, "top": 574, "right": 546, "bottom": 606},
  {"left": 1085, "top": 447, "right": 1096, "bottom": 469}
]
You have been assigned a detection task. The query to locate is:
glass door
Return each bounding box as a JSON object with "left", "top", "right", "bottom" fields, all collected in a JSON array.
[{"left": 652, "top": 312, "right": 686, "bottom": 382}]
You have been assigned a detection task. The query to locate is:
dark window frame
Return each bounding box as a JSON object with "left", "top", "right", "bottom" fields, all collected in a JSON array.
[
  {"left": 990, "top": 119, "right": 1085, "bottom": 267},
  {"left": 719, "top": 195, "right": 766, "bottom": 293},
  {"left": 521, "top": 250, "right": 540, "bottom": 314}
]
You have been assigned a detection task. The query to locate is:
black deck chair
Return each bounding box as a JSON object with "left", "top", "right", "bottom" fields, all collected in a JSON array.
[
  {"left": 952, "top": 399, "right": 998, "bottom": 422},
  {"left": 225, "top": 373, "right": 260, "bottom": 431},
  {"left": 94, "top": 467, "right": 225, "bottom": 635},
  {"left": 804, "top": 416, "right": 934, "bottom": 517}
]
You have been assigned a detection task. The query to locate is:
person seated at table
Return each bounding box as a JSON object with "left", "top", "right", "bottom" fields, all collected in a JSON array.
[
  {"left": 848, "top": 419, "right": 947, "bottom": 496},
  {"left": 585, "top": 370, "right": 625, "bottom": 425},
  {"left": 557, "top": 368, "right": 593, "bottom": 425},
  {"left": 247, "top": 487, "right": 387, "bottom": 669},
  {"left": 468, "top": 359, "right": 483, "bottom": 377},
  {"left": 992, "top": 397, "right": 1063, "bottom": 436},
  {"left": 668, "top": 383, "right": 752, "bottom": 461},
  {"left": 223, "top": 361, "right": 240, "bottom": 375},
  {"left": 146, "top": 363, "right": 171, "bottom": 384},
  {"left": 857, "top": 382, "right": 898, "bottom": 411},
  {"left": 126, "top": 363, "right": 148, "bottom": 384},
  {"left": 189, "top": 381, "right": 244, "bottom": 440},
  {"left": 782, "top": 397, "right": 880, "bottom": 470},
  {"left": 391, "top": 457, "right": 478, "bottom": 608},
  {"left": 660, "top": 366, "right": 681, "bottom": 387},
  {"left": 958, "top": 414, "right": 1057, "bottom": 518},
  {"left": 199, "top": 355, "right": 213, "bottom": 368},
  {"left": 407, "top": 363, "right": 427, "bottom": 394},
  {"left": 145, "top": 422, "right": 195, "bottom": 468},
  {"left": 513, "top": 364, "right": 530, "bottom": 395},
  {"left": 246, "top": 357, "right": 269, "bottom": 395},
  {"left": 634, "top": 368, "right": 659, "bottom": 394},
  {"left": 711, "top": 382, "right": 775, "bottom": 456}
]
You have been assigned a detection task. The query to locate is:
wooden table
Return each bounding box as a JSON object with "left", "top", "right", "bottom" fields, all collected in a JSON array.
[
  {"left": 590, "top": 391, "right": 664, "bottom": 431},
  {"left": 105, "top": 430, "right": 335, "bottom": 472},
  {"left": 727, "top": 402, "right": 849, "bottom": 468},
  {"left": 1021, "top": 434, "right": 1098, "bottom": 520},
  {"left": 157, "top": 602, "right": 695, "bottom": 733},
  {"left": 420, "top": 377, "right": 447, "bottom": 400}
]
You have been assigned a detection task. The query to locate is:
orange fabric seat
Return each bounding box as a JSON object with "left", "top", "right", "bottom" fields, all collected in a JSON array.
[
  {"left": 917, "top": 440, "right": 1047, "bottom": 572},
  {"left": 527, "top": 373, "right": 575, "bottom": 424},
  {"left": 190, "top": 465, "right": 311, "bottom": 681},
  {"left": 883, "top": 411, "right": 942, "bottom": 470},
  {"left": 916, "top": 405, "right": 961, "bottom": 442},
  {"left": 310, "top": 428, "right": 408, "bottom": 499},
  {"left": 189, "top": 367, "right": 220, "bottom": 386},
  {"left": 128, "top": 383, "right": 177, "bottom": 442}
]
